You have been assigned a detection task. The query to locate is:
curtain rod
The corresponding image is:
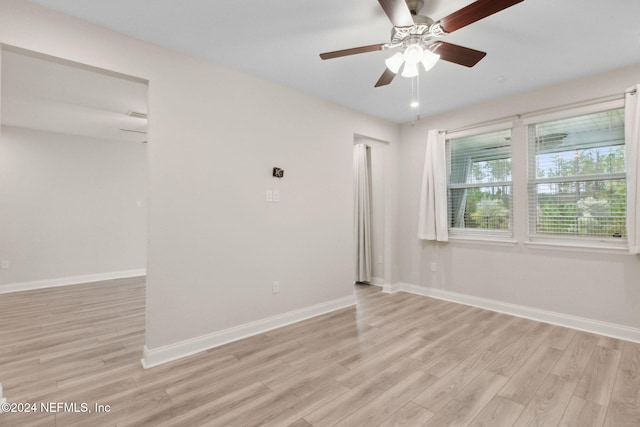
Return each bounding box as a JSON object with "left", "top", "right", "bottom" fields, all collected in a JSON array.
[{"left": 440, "top": 88, "right": 636, "bottom": 135}]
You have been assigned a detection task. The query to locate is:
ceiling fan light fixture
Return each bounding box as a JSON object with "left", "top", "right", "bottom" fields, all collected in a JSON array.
[
  {"left": 401, "top": 62, "right": 419, "bottom": 78},
  {"left": 384, "top": 52, "right": 404, "bottom": 74},
  {"left": 319, "top": 0, "right": 525, "bottom": 88},
  {"left": 421, "top": 50, "right": 440, "bottom": 72},
  {"left": 403, "top": 44, "right": 424, "bottom": 65}
]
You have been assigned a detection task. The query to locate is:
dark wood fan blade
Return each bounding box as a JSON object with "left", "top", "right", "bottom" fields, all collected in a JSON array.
[
  {"left": 375, "top": 68, "right": 396, "bottom": 87},
  {"left": 320, "top": 43, "right": 386, "bottom": 60},
  {"left": 438, "top": 0, "right": 524, "bottom": 34},
  {"left": 432, "top": 42, "right": 487, "bottom": 67},
  {"left": 378, "top": 0, "right": 414, "bottom": 27}
]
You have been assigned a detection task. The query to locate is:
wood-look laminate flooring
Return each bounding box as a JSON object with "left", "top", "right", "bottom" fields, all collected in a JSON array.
[{"left": 1, "top": 278, "right": 640, "bottom": 426}]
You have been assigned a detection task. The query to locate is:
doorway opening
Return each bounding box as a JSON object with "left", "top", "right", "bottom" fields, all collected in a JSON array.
[
  {"left": 0, "top": 45, "right": 150, "bottom": 401},
  {"left": 353, "top": 135, "right": 389, "bottom": 287}
]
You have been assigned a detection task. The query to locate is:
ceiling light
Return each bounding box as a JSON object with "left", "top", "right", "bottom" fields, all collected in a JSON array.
[
  {"left": 385, "top": 52, "right": 404, "bottom": 74},
  {"left": 403, "top": 44, "right": 424, "bottom": 65},
  {"left": 126, "top": 110, "right": 147, "bottom": 119},
  {"left": 401, "top": 62, "right": 419, "bottom": 78},
  {"left": 119, "top": 129, "right": 147, "bottom": 134},
  {"left": 421, "top": 50, "right": 440, "bottom": 72}
]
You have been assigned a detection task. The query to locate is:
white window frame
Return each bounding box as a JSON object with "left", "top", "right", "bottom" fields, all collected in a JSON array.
[
  {"left": 524, "top": 99, "right": 627, "bottom": 250},
  {"left": 446, "top": 122, "right": 514, "bottom": 241}
]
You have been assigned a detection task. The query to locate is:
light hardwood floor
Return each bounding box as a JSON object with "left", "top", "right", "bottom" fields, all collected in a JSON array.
[{"left": 1, "top": 278, "right": 640, "bottom": 426}]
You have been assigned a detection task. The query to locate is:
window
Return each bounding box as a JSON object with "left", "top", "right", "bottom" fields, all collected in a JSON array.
[
  {"left": 527, "top": 106, "right": 626, "bottom": 244},
  {"left": 447, "top": 127, "right": 513, "bottom": 238}
]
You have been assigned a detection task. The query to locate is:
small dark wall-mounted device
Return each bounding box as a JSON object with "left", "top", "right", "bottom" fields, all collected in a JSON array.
[{"left": 272, "top": 167, "right": 284, "bottom": 178}]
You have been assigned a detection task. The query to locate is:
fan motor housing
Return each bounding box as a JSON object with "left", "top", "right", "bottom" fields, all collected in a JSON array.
[
  {"left": 412, "top": 15, "right": 434, "bottom": 27},
  {"left": 406, "top": 0, "right": 425, "bottom": 15}
]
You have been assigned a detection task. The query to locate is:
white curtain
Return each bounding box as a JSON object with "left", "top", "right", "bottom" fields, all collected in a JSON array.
[
  {"left": 354, "top": 144, "right": 372, "bottom": 282},
  {"left": 626, "top": 85, "right": 640, "bottom": 255},
  {"left": 418, "top": 129, "right": 449, "bottom": 241}
]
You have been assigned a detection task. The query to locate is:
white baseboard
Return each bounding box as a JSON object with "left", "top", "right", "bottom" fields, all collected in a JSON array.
[
  {"left": 371, "top": 276, "right": 385, "bottom": 286},
  {"left": 0, "top": 269, "right": 147, "bottom": 294},
  {"left": 382, "top": 282, "right": 402, "bottom": 293},
  {"left": 141, "top": 294, "right": 356, "bottom": 369},
  {"left": 389, "top": 282, "right": 640, "bottom": 344}
]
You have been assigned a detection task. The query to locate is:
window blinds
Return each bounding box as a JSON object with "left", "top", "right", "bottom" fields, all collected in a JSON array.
[
  {"left": 527, "top": 108, "right": 626, "bottom": 240},
  {"left": 447, "top": 128, "right": 513, "bottom": 236}
]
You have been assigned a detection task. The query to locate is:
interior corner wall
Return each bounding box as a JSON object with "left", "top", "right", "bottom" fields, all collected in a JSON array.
[
  {"left": 0, "top": 1, "right": 399, "bottom": 352},
  {"left": 397, "top": 64, "right": 640, "bottom": 331},
  {"left": 0, "top": 126, "right": 147, "bottom": 288}
]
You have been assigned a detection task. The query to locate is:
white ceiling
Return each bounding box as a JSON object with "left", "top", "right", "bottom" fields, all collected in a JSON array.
[
  {"left": 1, "top": 48, "right": 148, "bottom": 143},
  {"left": 27, "top": 0, "right": 640, "bottom": 123}
]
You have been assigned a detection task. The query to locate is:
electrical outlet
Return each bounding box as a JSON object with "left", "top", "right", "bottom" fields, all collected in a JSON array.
[
  {"left": 266, "top": 190, "right": 273, "bottom": 202},
  {"left": 430, "top": 262, "right": 437, "bottom": 272},
  {"left": 1, "top": 260, "right": 9, "bottom": 270},
  {"left": 272, "top": 281, "right": 280, "bottom": 294}
]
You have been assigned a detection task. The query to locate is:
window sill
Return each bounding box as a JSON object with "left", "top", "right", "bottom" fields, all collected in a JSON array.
[
  {"left": 448, "top": 236, "right": 518, "bottom": 247},
  {"left": 525, "top": 240, "right": 629, "bottom": 255}
]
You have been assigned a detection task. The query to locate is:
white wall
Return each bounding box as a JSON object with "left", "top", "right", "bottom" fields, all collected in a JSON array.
[
  {"left": 0, "top": 0, "right": 399, "bottom": 355},
  {"left": 0, "top": 126, "right": 147, "bottom": 287},
  {"left": 398, "top": 64, "right": 640, "bottom": 330}
]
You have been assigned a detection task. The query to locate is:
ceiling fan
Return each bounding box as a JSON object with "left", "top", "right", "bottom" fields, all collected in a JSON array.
[{"left": 320, "top": 0, "right": 525, "bottom": 87}]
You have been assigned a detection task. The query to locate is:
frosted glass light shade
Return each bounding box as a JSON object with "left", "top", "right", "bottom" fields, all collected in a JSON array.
[
  {"left": 384, "top": 52, "right": 404, "bottom": 73},
  {"left": 401, "top": 62, "right": 419, "bottom": 78},
  {"left": 421, "top": 50, "right": 440, "bottom": 71},
  {"left": 403, "top": 44, "right": 424, "bottom": 65}
]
